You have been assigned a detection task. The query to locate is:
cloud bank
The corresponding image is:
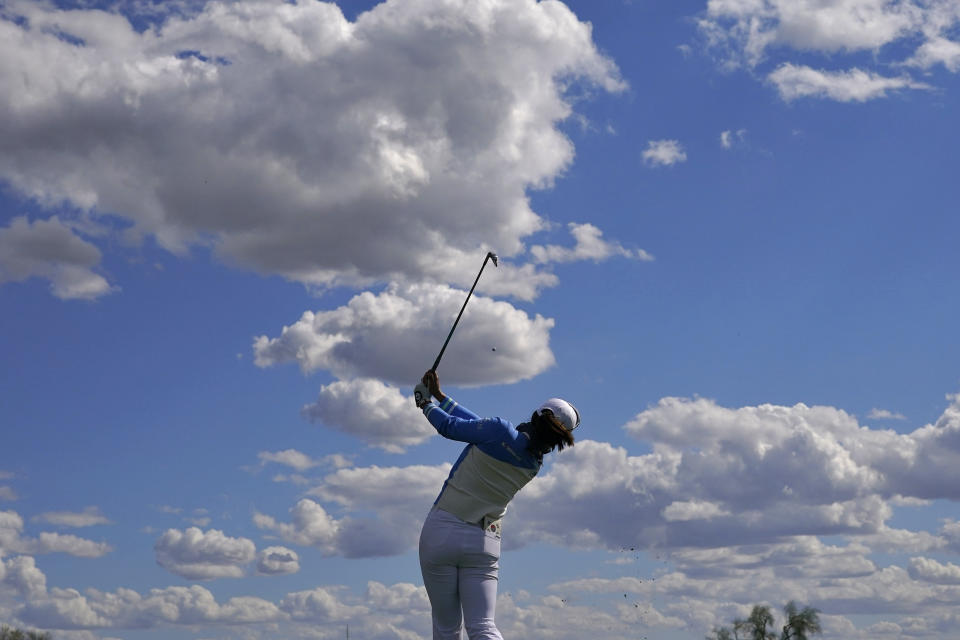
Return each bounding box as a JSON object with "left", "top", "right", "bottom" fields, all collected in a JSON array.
[
  {"left": 253, "top": 283, "right": 556, "bottom": 387},
  {"left": 699, "top": 0, "right": 960, "bottom": 101},
  {"left": 6, "top": 391, "right": 960, "bottom": 637},
  {"left": 0, "top": 0, "right": 628, "bottom": 298}
]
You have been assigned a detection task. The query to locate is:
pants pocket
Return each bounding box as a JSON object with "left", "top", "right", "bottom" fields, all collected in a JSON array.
[{"left": 481, "top": 529, "right": 501, "bottom": 560}]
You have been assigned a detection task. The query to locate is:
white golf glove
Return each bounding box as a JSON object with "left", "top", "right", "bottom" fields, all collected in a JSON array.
[{"left": 414, "top": 383, "right": 432, "bottom": 409}]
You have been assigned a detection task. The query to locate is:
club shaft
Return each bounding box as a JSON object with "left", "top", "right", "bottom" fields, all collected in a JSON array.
[{"left": 431, "top": 254, "right": 493, "bottom": 372}]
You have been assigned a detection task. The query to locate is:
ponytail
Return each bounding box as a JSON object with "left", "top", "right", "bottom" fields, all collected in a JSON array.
[{"left": 524, "top": 410, "right": 575, "bottom": 456}]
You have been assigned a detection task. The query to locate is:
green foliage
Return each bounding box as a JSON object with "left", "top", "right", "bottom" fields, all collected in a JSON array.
[
  {"left": 711, "top": 602, "right": 822, "bottom": 640},
  {"left": 0, "top": 625, "right": 52, "bottom": 640},
  {"left": 747, "top": 605, "right": 777, "bottom": 640},
  {"left": 780, "top": 601, "right": 822, "bottom": 640},
  {"left": 707, "top": 626, "right": 735, "bottom": 640}
]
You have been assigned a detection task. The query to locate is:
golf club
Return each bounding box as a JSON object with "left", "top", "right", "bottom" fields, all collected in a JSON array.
[{"left": 431, "top": 251, "right": 498, "bottom": 372}]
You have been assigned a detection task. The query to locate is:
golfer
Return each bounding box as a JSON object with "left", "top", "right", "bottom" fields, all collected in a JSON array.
[{"left": 414, "top": 369, "right": 580, "bottom": 640}]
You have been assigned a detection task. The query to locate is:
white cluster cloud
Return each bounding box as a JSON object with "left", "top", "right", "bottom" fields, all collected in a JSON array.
[
  {"left": 153, "top": 528, "right": 256, "bottom": 580},
  {"left": 254, "top": 282, "right": 556, "bottom": 450},
  {"left": 254, "top": 283, "right": 555, "bottom": 386},
  {"left": 32, "top": 507, "right": 111, "bottom": 529},
  {"left": 530, "top": 223, "right": 654, "bottom": 264},
  {"left": 4, "top": 549, "right": 433, "bottom": 637},
  {"left": 769, "top": 63, "right": 929, "bottom": 102},
  {"left": 501, "top": 393, "right": 960, "bottom": 554},
  {"left": 246, "top": 225, "right": 641, "bottom": 452},
  {"left": 0, "top": 217, "right": 113, "bottom": 300},
  {"left": 8, "top": 389, "right": 960, "bottom": 638},
  {"left": 255, "top": 546, "right": 300, "bottom": 576},
  {"left": 0, "top": 0, "right": 628, "bottom": 299},
  {"left": 2, "top": 550, "right": 686, "bottom": 639},
  {"left": 1, "top": 511, "right": 112, "bottom": 559},
  {"left": 280, "top": 586, "right": 368, "bottom": 622},
  {"left": 244, "top": 393, "right": 960, "bottom": 568},
  {"left": 906, "top": 34, "right": 960, "bottom": 72},
  {"left": 700, "top": 0, "right": 960, "bottom": 101},
  {"left": 642, "top": 139, "right": 687, "bottom": 167},
  {"left": 255, "top": 462, "right": 450, "bottom": 558},
  {"left": 301, "top": 378, "right": 437, "bottom": 453},
  {"left": 908, "top": 556, "right": 960, "bottom": 585},
  {"left": 17, "top": 582, "right": 287, "bottom": 630},
  {"left": 1, "top": 555, "right": 48, "bottom": 602}
]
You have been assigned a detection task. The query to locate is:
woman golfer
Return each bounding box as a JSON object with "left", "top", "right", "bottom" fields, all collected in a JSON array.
[{"left": 414, "top": 369, "right": 580, "bottom": 640}]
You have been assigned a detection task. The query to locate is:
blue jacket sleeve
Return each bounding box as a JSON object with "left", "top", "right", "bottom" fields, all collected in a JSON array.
[
  {"left": 434, "top": 396, "right": 480, "bottom": 421},
  {"left": 423, "top": 397, "right": 508, "bottom": 443}
]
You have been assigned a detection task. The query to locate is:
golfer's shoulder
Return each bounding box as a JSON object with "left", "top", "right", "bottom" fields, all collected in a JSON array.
[{"left": 480, "top": 415, "right": 515, "bottom": 433}]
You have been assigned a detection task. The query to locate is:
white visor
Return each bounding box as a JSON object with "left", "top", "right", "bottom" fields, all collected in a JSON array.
[{"left": 537, "top": 398, "right": 580, "bottom": 431}]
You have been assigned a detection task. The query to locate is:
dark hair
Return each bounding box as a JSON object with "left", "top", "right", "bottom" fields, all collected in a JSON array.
[{"left": 525, "top": 409, "right": 575, "bottom": 456}]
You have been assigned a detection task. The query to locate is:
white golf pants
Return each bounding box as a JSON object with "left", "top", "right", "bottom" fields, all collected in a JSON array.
[{"left": 419, "top": 508, "right": 504, "bottom": 640}]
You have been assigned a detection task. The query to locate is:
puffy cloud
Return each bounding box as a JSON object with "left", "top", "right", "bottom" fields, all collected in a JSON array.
[
  {"left": 253, "top": 283, "right": 555, "bottom": 387},
  {"left": 256, "top": 546, "right": 300, "bottom": 576},
  {"left": 625, "top": 397, "right": 882, "bottom": 501},
  {"left": 28, "top": 533, "right": 112, "bottom": 559},
  {"left": 941, "top": 519, "right": 960, "bottom": 553},
  {"left": 19, "top": 587, "right": 111, "bottom": 630},
  {"left": 906, "top": 35, "right": 960, "bottom": 72},
  {"left": 7, "top": 566, "right": 447, "bottom": 633},
  {"left": 878, "top": 394, "right": 960, "bottom": 500},
  {"left": 768, "top": 63, "right": 929, "bottom": 102},
  {"left": 0, "top": 509, "right": 24, "bottom": 553},
  {"left": 295, "top": 475, "right": 434, "bottom": 559},
  {"left": 253, "top": 499, "right": 340, "bottom": 553},
  {"left": 642, "top": 139, "right": 687, "bottom": 167},
  {"left": 32, "top": 507, "right": 111, "bottom": 528},
  {"left": 511, "top": 437, "right": 888, "bottom": 552},
  {"left": 854, "top": 524, "right": 946, "bottom": 554},
  {"left": 530, "top": 223, "right": 653, "bottom": 264},
  {"left": 153, "top": 528, "right": 256, "bottom": 580},
  {"left": 699, "top": 0, "right": 960, "bottom": 100},
  {"left": 0, "top": 510, "right": 111, "bottom": 558},
  {"left": 908, "top": 557, "right": 960, "bottom": 585},
  {"left": 365, "top": 581, "right": 430, "bottom": 614},
  {"left": 2, "top": 555, "right": 48, "bottom": 601},
  {"left": 81, "top": 584, "right": 285, "bottom": 628},
  {"left": 669, "top": 537, "right": 877, "bottom": 580},
  {"left": 546, "top": 557, "right": 960, "bottom": 636},
  {"left": 256, "top": 463, "right": 449, "bottom": 558},
  {"left": 700, "top": 0, "right": 941, "bottom": 63},
  {"left": 0, "top": 0, "right": 624, "bottom": 297},
  {"left": 503, "top": 393, "right": 960, "bottom": 553},
  {"left": 0, "top": 217, "right": 113, "bottom": 300},
  {"left": 702, "top": 0, "right": 921, "bottom": 62},
  {"left": 302, "top": 378, "right": 436, "bottom": 453},
  {"left": 495, "top": 590, "right": 651, "bottom": 639},
  {"left": 279, "top": 586, "right": 366, "bottom": 622}
]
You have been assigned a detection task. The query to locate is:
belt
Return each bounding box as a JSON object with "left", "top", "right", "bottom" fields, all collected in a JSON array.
[{"left": 431, "top": 507, "right": 502, "bottom": 538}]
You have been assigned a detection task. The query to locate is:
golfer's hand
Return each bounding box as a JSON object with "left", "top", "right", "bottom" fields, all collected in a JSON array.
[
  {"left": 414, "top": 383, "right": 432, "bottom": 409},
  {"left": 423, "top": 370, "right": 445, "bottom": 402}
]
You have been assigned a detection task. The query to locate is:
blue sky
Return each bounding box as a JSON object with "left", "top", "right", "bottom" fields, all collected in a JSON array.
[{"left": 2, "top": 0, "right": 960, "bottom": 638}]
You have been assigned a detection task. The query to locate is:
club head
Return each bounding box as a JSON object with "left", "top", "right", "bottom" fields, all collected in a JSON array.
[{"left": 488, "top": 252, "right": 499, "bottom": 267}]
